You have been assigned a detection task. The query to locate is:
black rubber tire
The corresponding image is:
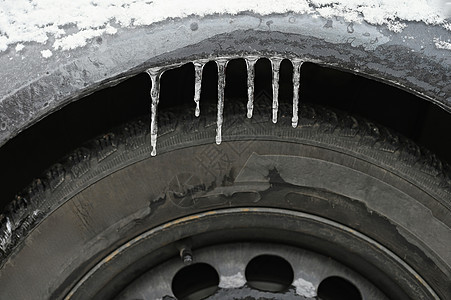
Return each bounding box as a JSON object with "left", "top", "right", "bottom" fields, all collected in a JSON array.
[{"left": 0, "top": 101, "right": 450, "bottom": 299}]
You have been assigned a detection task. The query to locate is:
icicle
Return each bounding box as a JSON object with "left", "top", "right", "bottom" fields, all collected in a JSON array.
[
  {"left": 146, "top": 68, "right": 162, "bottom": 156},
  {"left": 193, "top": 61, "right": 205, "bottom": 117},
  {"left": 270, "top": 57, "right": 283, "bottom": 123},
  {"left": 291, "top": 58, "right": 303, "bottom": 128},
  {"left": 245, "top": 56, "right": 258, "bottom": 118},
  {"left": 215, "top": 58, "right": 228, "bottom": 145}
]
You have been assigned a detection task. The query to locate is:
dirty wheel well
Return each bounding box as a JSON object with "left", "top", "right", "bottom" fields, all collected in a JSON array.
[{"left": 0, "top": 59, "right": 450, "bottom": 210}]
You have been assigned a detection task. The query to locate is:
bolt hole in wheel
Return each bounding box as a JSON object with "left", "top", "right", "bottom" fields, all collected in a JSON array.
[
  {"left": 318, "top": 276, "right": 362, "bottom": 300},
  {"left": 172, "top": 263, "right": 219, "bottom": 300},
  {"left": 245, "top": 254, "right": 294, "bottom": 293},
  {"left": 171, "top": 253, "right": 363, "bottom": 300}
]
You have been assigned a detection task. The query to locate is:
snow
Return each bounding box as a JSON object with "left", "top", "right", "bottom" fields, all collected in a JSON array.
[
  {"left": 219, "top": 272, "right": 246, "bottom": 288},
  {"left": 0, "top": 0, "right": 450, "bottom": 53},
  {"left": 53, "top": 25, "right": 117, "bottom": 51},
  {"left": 40, "top": 49, "right": 52, "bottom": 58},
  {"left": 434, "top": 37, "right": 451, "bottom": 49},
  {"left": 293, "top": 278, "right": 317, "bottom": 298},
  {"left": 15, "top": 43, "right": 24, "bottom": 52}
]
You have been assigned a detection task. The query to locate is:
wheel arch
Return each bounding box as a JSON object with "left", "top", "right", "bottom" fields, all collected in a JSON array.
[
  {"left": 0, "top": 12, "right": 450, "bottom": 209},
  {"left": 0, "top": 12, "right": 450, "bottom": 148}
]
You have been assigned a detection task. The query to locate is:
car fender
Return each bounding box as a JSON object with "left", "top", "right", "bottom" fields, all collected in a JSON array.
[{"left": 0, "top": 9, "right": 450, "bottom": 148}]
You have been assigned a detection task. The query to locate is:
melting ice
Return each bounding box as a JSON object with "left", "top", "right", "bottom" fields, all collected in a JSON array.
[
  {"left": 146, "top": 68, "right": 162, "bottom": 156},
  {"left": 147, "top": 56, "right": 304, "bottom": 155}
]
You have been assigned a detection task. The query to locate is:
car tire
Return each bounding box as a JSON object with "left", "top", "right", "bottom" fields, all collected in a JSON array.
[{"left": 0, "top": 100, "right": 449, "bottom": 299}]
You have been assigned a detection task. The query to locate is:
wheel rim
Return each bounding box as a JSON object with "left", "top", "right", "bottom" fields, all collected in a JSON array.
[
  {"left": 65, "top": 208, "right": 436, "bottom": 299},
  {"left": 118, "top": 242, "right": 383, "bottom": 299}
]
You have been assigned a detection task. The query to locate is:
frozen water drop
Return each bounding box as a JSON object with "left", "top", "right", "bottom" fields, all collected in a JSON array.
[
  {"left": 291, "top": 58, "right": 303, "bottom": 128},
  {"left": 245, "top": 56, "right": 259, "bottom": 118},
  {"left": 215, "top": 58, "right": 228, "bottom": 145},
  {"left": 150, "top": 134, "right": 157, "bottom": 156},
  {"left": 270, "top": 57, "right": 283, "bottom": 124},
  {"left": 193, "top": 61, "right": 205, "bottom": 117},
  {"left": 146, "top": 68, "right": 162, "bottom": 156}
]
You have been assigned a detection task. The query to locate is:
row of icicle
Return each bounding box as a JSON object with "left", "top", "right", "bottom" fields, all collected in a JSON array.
[{"left": 146, "top": 57, "right": 304, "bottom": 156}]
